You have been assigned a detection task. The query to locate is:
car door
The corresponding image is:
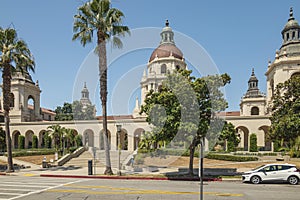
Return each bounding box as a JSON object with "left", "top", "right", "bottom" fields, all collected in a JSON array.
[
  {"left": 276, "top": 165, "right": 294, "bottom": 180},
  {"left": 260, "top": 165, "right": 279, "bottom": 181}
]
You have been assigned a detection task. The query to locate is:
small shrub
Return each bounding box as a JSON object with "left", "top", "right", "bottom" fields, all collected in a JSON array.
[
  {"left": 18, "top": 135, "right": 25, "bottom": 149},
  {"left": 44, "top": 135, "right": 52, "bottom": 149},
  {"left": 32, "top": 135, "right": 38, "bottom": 149},
  {"left": 250, "top": 133, "right": 258, "bottom": 152},
  {"left": 227, "top": 141, "right": 235, "bottom": 152}
]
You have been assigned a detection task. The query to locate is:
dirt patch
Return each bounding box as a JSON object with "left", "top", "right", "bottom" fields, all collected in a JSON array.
[
  {"left": 143, "top": 155, "right": 300, "bottom": 171},
  {"left": 16, "top": 155, "right": 55, "bottom": 165}
]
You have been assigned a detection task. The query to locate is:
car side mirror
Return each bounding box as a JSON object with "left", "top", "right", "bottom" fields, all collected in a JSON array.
[{"left": 259, "top": 169, "right": 266, "bottom": 174}]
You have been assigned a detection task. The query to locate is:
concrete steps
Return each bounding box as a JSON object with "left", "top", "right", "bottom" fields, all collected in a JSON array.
[{"left": 64, "top": 149, "right": 132, "bottom": 169}]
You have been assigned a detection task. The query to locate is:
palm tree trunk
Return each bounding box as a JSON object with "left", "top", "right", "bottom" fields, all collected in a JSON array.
[
  {"left": 3, "top": 63, "right": 14, "bottom": 172},
  {"left": 98, "top": 33, "right": 113, "bottom": 175}
]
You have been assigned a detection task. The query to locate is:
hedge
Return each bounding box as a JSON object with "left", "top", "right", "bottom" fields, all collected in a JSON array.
[
  {"left": 205, "top": 153, "right": 259, "bottom": 162},
  {"left": 6, "top": 149, "right": 56, "bottom": 157}
]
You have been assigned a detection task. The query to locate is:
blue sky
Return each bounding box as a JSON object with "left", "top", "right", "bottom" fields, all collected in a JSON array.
[{"left": 0, "top": 0, "right": 299, "bottom": 115}]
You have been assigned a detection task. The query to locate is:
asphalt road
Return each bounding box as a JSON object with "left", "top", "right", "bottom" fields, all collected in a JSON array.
[{"left": 0, "top": 176, "right": 299, "bottom": 200}]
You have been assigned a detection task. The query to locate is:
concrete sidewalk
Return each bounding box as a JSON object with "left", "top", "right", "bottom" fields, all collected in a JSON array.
[{"left": 0, "top": 156, "right": 240, "bottom": 181}]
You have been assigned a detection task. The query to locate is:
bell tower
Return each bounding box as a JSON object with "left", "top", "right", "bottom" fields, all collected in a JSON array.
[{"left": 1, "top": 68, "right": 42, "bottom": 122}]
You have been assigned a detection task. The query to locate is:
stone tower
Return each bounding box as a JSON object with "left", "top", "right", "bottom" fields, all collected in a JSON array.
[
  {"left": 140, "top": 20, "right": 187, "bottom": 104},
  {"left": 240, "top": 69, "right": 266, "bottom": 116},
  {"left": 0, "top": 68, "right": 42, "bottom": 122},
  {"left": 80, "top": 82, "right": 92, "bottom": 108},
  {"left": 266, "top": 7, "right": 300, "bottom": 110}
]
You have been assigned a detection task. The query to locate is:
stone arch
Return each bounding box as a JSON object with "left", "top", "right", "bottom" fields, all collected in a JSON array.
[
  {"left": 133, "top": 128, "right": 145, "bottom": 150},
  {"left": 100, "top": 130, "right": 111, "bottom": 150},
  {"left": 236, "top": 126, "right": 249, "bottom": 151},
  {"left": 12, "top": 131, "right": 21, "bottom": 149},
  {"left": 291, "top": 71, "right": 300, "bottom": 78},
  {"left": 259, "top": 126, "right": 271, "bottom": 151},
  {"left": 25, "top": 130, "right": 34, "bottom": 149},
  {"left": 83, "top": 129, "right": 94, "bottom": 147},
  {"left": 251, "top": 107, "right": 259, "bottom": 115},
  {"left": 27, "top": 95, "right": 36, "bottom": 121},
  {"left": 116, "top": 128, "right": 128, "bottom": 150}
]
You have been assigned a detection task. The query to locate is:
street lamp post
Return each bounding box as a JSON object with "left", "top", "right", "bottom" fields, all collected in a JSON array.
[
  {"left": 116, "top": 124, "right": 122, "bottom": 176},
  {"left": 199, "top": 137, "right": 205, "bottom": 200}
]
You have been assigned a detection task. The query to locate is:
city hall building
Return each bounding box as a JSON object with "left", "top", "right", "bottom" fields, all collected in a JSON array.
[{"left": 1, "top": 8, "right": 300, "bottom": 153}]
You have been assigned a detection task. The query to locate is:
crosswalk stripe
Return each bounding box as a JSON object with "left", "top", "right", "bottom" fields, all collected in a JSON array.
[{"left": 8, "top": 179, "right": 85, "bottom": 200}]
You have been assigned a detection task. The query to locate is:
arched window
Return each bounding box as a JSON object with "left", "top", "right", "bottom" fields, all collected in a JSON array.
[
  {"left": 251, "top": 107, "right": 259, "bottom": 115},
  {"left": 176, "top": 65, "right": 180, "bottom": 70},
  {"left": 161, "top": 64, "right": 166, "bottom": 74},
  {"left": 291, "top": 72, "right": 300, "bottom": 78}
]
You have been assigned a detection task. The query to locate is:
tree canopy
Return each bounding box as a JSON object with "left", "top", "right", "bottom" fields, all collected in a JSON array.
[
  {"left": 140, "top": 69, "right": 231, "bottom": 175},
  {"left": 54, "top": 101, "right": 96, "bottom": 121},
  {"left": 269, "top": 75, "right": 300, "bottom": 148},
  {"left": 0, "top": 27, "right": 35, "bottom": 172}
]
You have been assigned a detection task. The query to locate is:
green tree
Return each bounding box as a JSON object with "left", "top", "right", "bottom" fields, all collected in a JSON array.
[
  {"left": 44, "top": 133, "right": 52, "bottom": 149},
  {"left": 64, "top": 128, "right": 76, "bottom": 152},
  {"left": 75, "top": 134, "right": 83, "bottom": 147},
  {"left": 269, "top": 76, "right": 300, "bottom": 148},
  {"left": 219, "top": 122, "right": 240, "bottom": 152},
  {"left": 73, "top": 101, "right": 96, "bottom": 120},
  {"left": 54, "top": 102, "right": 73, "bottom": 121},
  {"left": 140, "top": 70, "right": 230, "bottom": 175},
  {"left": 18, "top": 135, "right": 25, "bottom": 149},
  {"left": 54, "top": 101, "right": 96, "bottom": 121},
  {"left": 250, "top": 133, "right": 258, "bottom": 152},
  {"left": 47, "top": 124, "right": 66, "bottom": 155},
  {"left": 0, "top": 27, "right": 35, "bottom": 172},
  {"left": 32, "top": 135, "right": 38, "bottom": 149},
  {"left": 72, "top": 0, "right": 129, "bottom": 175}
]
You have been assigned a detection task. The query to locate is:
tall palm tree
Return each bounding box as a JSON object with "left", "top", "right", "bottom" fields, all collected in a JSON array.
[
  {"left": 65, "top": 128, "right": 76, "bottom": 152},
  {"left": 72, "top": 0, "right": 129, "bottom": 175},
  {"left": 0, "top": 27, "right": 35, "bottom": 172},
  {"left": 47, "top": 124, "right": 66, "bottom": 155}
]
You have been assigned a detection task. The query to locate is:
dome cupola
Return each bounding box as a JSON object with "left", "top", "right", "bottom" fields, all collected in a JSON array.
[
  {"left": 281, "top": 7, "right": 300, "bottom": 47},
  {"left": 149, "top": 20, "right": 183, "bottom": 62}
]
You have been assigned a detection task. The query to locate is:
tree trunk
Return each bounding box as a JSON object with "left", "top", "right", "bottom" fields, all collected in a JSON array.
[
  {"left": 188, "top": 141, "right": 195, "bottom": 176},
  {"left": 98, "top": 33, "right": 113, "bottom": 175},
  {"left": 3, "top": 63, "right": 14, "bottom": 172},
  {"left": 188, "top": 136, "right": 200, "bottom": 176}
]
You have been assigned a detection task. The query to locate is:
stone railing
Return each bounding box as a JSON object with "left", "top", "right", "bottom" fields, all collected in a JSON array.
[{"left": 57, "top": 146, "right": 87, "bottom": 166}]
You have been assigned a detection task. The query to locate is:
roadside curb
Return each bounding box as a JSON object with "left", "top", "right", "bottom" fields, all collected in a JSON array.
[{"left": 40, "top": 174, "right": 223, "bottom": 182}]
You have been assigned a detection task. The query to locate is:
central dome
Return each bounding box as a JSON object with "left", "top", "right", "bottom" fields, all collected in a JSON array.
[
  {"left": 149, "top": 43, "right": 183, "bottom": 62},
  {"left": 149, "top": 20, "right": 183, "bottom": 62}
]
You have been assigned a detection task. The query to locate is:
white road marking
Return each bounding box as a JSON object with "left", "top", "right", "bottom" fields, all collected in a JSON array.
[{"left": 8, "top": 179, "right": 86, "bottom": 200}]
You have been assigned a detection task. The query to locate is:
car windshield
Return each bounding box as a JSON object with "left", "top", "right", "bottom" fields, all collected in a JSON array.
[{"left": 252, "top": 165, "right": 266, "bottom": 171}]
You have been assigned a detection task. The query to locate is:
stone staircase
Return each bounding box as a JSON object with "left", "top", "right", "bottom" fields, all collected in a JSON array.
[{"left": 64, "top": 149, "right": 132, "bottom": 169}]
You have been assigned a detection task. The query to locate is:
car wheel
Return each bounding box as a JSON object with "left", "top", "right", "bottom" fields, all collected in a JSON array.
[
  {"left": 250, "top": 175, "right": 261, "bottom": 184},
  {"left": 288, "top": 176, "right": 299, "bottom": 185}
]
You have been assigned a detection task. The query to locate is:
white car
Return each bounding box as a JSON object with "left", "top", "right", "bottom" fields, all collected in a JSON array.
[{"left": 242, "top": 163, "right": 300, "bottom": 185}]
